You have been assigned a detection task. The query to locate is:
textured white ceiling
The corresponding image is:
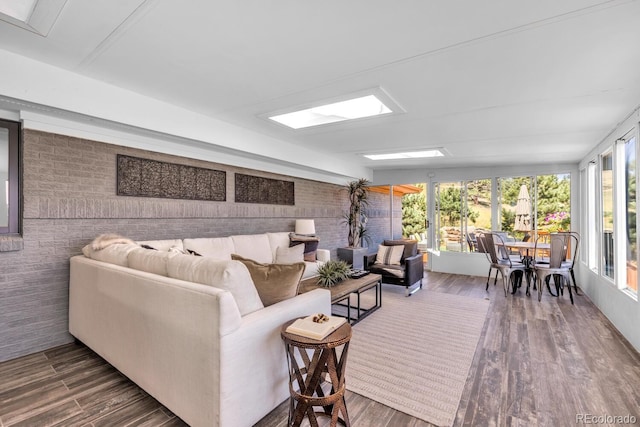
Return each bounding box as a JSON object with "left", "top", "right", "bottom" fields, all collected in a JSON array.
[{"left": 0, "top": 0, "right": 639, "bottom": 176}]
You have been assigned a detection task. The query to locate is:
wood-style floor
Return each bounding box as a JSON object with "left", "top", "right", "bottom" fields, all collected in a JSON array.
[{"left": 1, "top": 273, "right": 639, "bottom": 427}]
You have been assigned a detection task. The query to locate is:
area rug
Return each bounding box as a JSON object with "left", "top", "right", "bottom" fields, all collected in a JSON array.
[{"left": 346, "top": 286, "right": 490, "bottom": 427}]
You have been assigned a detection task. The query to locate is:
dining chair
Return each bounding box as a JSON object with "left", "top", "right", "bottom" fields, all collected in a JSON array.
[
  {"left": 492, "top": 231, "right": 523, "bottom": 262},
  {"left": 534, "top": 233, "right": 574, "bottom": 304},
  {"left": 477, "top": 234, "right": 499, "bottom": 291},
  {"left": 481, "top": 232, "right": 527, "bottom": 296},
  {"left": 555, "top": 231, "right": 581, "bottom": 296}
]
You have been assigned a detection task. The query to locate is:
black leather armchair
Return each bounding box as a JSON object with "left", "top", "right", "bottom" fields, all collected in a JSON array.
[{"left": 364, "top": 239, "right": 424, "bottom": 296}]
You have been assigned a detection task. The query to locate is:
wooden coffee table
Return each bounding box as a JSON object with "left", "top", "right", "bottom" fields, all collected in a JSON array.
[{"left": 299, "top": 273, "right": 382, "bottom": 325}]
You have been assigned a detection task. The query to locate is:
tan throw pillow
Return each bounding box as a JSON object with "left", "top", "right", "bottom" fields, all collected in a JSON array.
[
  {"left": 275, "top": 244, "right": 305, "bottom": 264},
  {"left": 375, "top": 244, "right": 404, "bottom": 266},
  {"left": 231, "top": 254, "right": 305, "bottom": 306},
  {"left": 289, "top": 233, "right": 320, "bottom": 262}
]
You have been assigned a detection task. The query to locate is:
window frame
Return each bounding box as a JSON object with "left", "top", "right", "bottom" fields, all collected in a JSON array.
[
  {"left": 600, "top": 149, "right": 615, "bottom": 282},
  {"left": 0, "top": 119, "right": 20, "bottom": 235}
]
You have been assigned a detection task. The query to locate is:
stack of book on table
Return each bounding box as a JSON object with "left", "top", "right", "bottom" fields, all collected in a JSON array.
[{"left": 285, "top": 314, "right": 347, "bottom": 340}]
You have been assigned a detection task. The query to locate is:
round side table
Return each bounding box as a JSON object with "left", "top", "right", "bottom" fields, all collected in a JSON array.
[{"left": 281, "top": 319, "right": 352, "bottom": 427}]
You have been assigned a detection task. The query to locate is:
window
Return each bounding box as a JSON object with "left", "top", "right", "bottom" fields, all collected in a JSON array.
[
  {"left": 435, "top": 179, "right": 492, "bottom": 252},
  {"left": 0, "top": 119, "right": 20, "bottom": 235},
  {"left": 433, "top": 173, "right": 571, "bottom": 253},
  {"left": 601, "top": 150, "right": 614, "bottom": 279},
  {"left": 623, "top": 136, "right": 637, "bottom": 294},
  {"left": 498, "top": 176, "right": 533, "bottom": 238},
  {"left": 587, "top": 162, "right": 598, "bottom": 271},
  {"left": 435, "top": 182, "right": 464, "bottom": 252}
]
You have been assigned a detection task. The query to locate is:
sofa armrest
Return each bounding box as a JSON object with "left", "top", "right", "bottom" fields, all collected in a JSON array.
[
  {"left": 404, "top": 253, "right": 424, "bottom": 287},
  {"left": 316, "top": 249, "right": 330, "bottom": 262},
  {"left": 219, "top": 288, "right": 331, "bottom": 426}
]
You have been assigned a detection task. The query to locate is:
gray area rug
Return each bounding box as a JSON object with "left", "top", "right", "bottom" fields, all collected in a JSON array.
[{"left": 346, "top": 286, "right": 490, "bottom": 427}]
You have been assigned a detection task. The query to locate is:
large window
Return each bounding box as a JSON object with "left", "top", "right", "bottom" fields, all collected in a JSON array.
[
  {"left": 498, "top": 174, "right": 571, "bottom": 237},
  {"left": 435, "top": 179, "right": 492, "bottom": 252},
  {"left": 586, "top": 131, "right": 638, "bottom": 298},
  {"left": 498, "top": 176, "right": 533, "bottom": 238},
  {"left": 624, "top": 136, "right": 637, "bottom": 294},
  {"left": 601, "top": 150, "right": 614, "bottom": 279},
  {"left": 587, "top": 162, "right": 598, "bottom": 271},
  {"left": 0, "top": 119, "right": 20, "bottom": 235}
]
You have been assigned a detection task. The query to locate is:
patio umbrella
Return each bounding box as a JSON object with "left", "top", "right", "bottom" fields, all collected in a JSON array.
[{"left": 514, "top": 184, "right": 532, "bottom": 232}]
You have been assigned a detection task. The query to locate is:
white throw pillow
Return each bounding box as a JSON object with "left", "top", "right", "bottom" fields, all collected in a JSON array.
[
  {"left": 137, "top": 239, "right": 184, "bottom": 252},
  {"left": 375, "top": 245, "right": 404, "bottom": 266},
  {"left": 275, "top": 244, "right": 305, "bottom": 264},
  {"left": 167, "top": 255, "right": 264, "bottom": 316},
  {"left": 183, "top": 237, "right": 234, "bottom": 260},
  {"left": 82, "top": 242, "right": 140, "bottom": 267},
  {"left": 231, "top": 234, "right": 273, "bottom": 264}
]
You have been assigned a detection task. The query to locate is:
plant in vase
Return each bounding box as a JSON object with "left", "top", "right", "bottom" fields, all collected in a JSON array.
[
  {"left": 337, "top": 178, "right": 372, "bottom": 269},
  {"left": 316, "top": 260, "right": 351, "bottom": 287},
  {"left": 343, "top": 178, "right": 371, "bottom": 248}
]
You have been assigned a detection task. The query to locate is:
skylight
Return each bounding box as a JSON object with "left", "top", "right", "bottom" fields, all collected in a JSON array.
[
  {"left": 0, "top": 0, "right": 37, "bottom": 22},
  {"left": 0, "top": 0, "right": 67, "bottom": 36},
  {"left": 269, "top": 95, "right": 392, "bottom": 129},
  {"left": 363, "top": 149, "right": 445, "bottom": 160}
]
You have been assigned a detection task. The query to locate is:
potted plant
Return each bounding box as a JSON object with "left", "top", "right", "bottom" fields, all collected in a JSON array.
[
  {"left": 337, "top": 178, "right": 371, "bottom": 269},
  {"left": 316, "top": 260, "right": 351, "bottom": 287}
]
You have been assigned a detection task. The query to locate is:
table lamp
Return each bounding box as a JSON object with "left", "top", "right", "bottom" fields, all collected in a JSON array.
[{"left": 295, "top": 219, "right": 316, "bottom": 236}]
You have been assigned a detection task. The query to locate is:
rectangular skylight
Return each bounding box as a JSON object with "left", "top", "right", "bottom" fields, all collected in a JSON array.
[
  {"left": 364, "top": 149, "right": 445, "bottom": 160},
  {"left": 0, "top": 0, "right": 37, "bottom": 21},
  {"left": 269, "top": 95, "right": 392, "bottom": 129}
]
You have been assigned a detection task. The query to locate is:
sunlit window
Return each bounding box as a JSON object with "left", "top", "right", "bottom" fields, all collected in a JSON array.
[
  {"left": 601, "top": 151, "right": 614, "bottom": 279},
  {"left": 587, "top": 162, "right": 598, "bottom": 271},
  {"left": 623, "top": 136, "right": 637, "bottom": 294},
  {"left": 434, "top": 180, "right": 492, "bottom": 252},
  {"left": 0, "top": 119, "right": 20, "bottom": 235}
]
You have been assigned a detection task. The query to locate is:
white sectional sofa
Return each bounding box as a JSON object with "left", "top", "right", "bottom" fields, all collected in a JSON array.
[{"left": 69, "top": 232, "right": 332, "bottom": 427}]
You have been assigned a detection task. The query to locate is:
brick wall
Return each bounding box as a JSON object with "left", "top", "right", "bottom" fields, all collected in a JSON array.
[{"left": 0, "top": 130, "right": 401, "bottom": 362}]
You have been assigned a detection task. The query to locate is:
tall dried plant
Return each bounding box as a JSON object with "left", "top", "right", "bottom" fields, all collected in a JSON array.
[{"left": 343, "top": 178, "right": 371, "bottom": 248}]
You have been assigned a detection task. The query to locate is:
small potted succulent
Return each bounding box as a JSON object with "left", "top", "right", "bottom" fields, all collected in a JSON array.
[{"left": 316, "top": 260, "right": 351, "bottom": 287}]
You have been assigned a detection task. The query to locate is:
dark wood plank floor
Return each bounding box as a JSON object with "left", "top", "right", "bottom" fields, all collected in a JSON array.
[{"left": 1, "top": 272, "right": 639, "bottom": 426}]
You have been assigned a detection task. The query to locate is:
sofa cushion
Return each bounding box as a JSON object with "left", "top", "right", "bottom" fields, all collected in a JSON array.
[
  {"left": 231, "top": 254, "right": 305, "bottom": 307},
  {"left": 82, "top": 242, "right": 140, "bottom": 267},
  {"left": 167, "top": 255, "right": 264, "bottom": 316},
  {"left": 369, "top": 263, "right": 405, "bottom": 278},
  {"left": 128, "top": 247, "right": 178, "bottom": 276},
  {"left": 231, "top": 234, "right": 273, "bottom": 264},
  {"left": 289, "top": 234, "right": 320, "bottom": 262},
  {"left": 267, "top": 232, "right": 292, "bottom": 261},
  {"left": 383, "top": 239, "right": 418, "bottom": 261},
  {"left": 302, "top": 261, "right": 320, "bottom": 279},
  {"left": 275, "top": 244, "right": 304, "bottom": 264},
  {"left": 183, "top": 237, "right": 234, "bottom": 260},
  {"left": 375, "top": 244, "right": 404, "bottom": 266},
  {"left": 137, "top": 239, "right": 184, "bottom": 252}
]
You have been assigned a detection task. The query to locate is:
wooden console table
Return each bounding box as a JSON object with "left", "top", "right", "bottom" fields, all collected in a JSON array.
[{"left": 299, "top": 273, "right": 382, "bottom": 325}]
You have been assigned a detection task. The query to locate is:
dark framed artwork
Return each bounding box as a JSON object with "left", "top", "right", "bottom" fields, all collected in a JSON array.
[
  {"left": 235, "top": 173, "right": 294, "bottom": 205},
  {"left": 117, "top": 154, "right": 226, "bottom": 201}
]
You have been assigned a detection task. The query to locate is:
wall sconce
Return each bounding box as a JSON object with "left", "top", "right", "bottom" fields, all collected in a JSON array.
[{"left": 295, "top": 219, "right": 316, "bottom": 236}]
